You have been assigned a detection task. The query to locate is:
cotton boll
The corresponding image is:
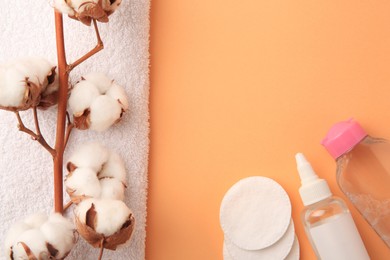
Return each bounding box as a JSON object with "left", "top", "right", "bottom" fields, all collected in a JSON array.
[
  {"left": 69, "top": 80, "right": 100, "bottom": 116},
  {"left": 94, "top": 199, "right": 132, "bottom": 236},
  {"left": 68, "top": 142, "right": 109, "bottom": 172},
  {"left": 11, "top": 229, "right": 49, "bottom": 260},
  {"left": 23, "top": 213, "right": 48, "bottom": 229},
  {"left": 40, "top": 214, "right": 75, "bottom": 258},
  {"left": 99, "top": 178, "right": 125, "bottom": 201},
  {"left": 89, "top": 95, "right": 122, "bottom": 131},
  {"left": 53, "top": 0, "right": 75, "bottom": 15},
  {"left": 82, "top": 72, "right": 112, "bottom": 94},
  {"left": 98, "top": 151, "right": 127, "bottom": 184},
  {"left": 76, "top": 199, "right": 132, "bottom": 236},
  {"left": 65, "top": 167, "right": 101, "bottom": 199},
  {"left": 106, "top": 82, "right": 129, "bottom": 111},
  {"left": 4, "top": 221, "right": 31, "bottom": 258},
  {"left": 0, "top": 68, "right": 27, "bottom": 107}
]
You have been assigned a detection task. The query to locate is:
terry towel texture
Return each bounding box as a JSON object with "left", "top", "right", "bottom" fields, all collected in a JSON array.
[{"left": 0, "top": 1, "right": 150, "bottom": 259}]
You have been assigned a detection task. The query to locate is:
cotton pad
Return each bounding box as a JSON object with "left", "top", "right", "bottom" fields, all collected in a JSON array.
[
  {"left": 224, "top": 219, "right": 295, "bottom": 260},
  {"left": 285, "top": 235, "right": 300, "bottom": 260},
  {"left": 220, "top": 176, "right": 292, "bottom": 250}
]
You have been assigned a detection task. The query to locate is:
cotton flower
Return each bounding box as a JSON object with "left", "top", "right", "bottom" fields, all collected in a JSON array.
[
  {"left": 75, "top": 198, "right": 135, "bottom": 249},
  {"left": 65, "top": 142, "right": 127, "bottom": 202},
  {"left": 0, "top": 57, "right": 57, "bottom": 111},
  {"left": 67, "top": 142, "right": 109, "bottom": 172},
  {"left": 53, "top": 0, "right": 121, "bottom": 26},
  {"left": 68, "top": 72, "right": 128, "bottom": 131},
  {"left": 5, "top": 213, "right": 76, "bottom": 260}
]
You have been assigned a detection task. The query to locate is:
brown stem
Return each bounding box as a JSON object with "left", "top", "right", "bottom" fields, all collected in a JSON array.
[
  {"left": 32, "top": 107, "right": 42, "bottom": 136},
  {"left": 14, "top": 111, "right": 56, "bottom": 156},
  {"left": 54, "top": 13, "right": 106, "bottom": 214},
  {"left": 54, "top": 11, "right": 68, "bottom": 213},
  {"left": 67, "top": 19, "right": 104, "bottom": 72},
  {"left": 98, "top": 240, "right": 104, "bottom": 260},
  {"left": 64, "top": 112, "right": 74, "bottom": 149},
  {"left": 63, "top": 200, "right": 73, "bottom": 212}
]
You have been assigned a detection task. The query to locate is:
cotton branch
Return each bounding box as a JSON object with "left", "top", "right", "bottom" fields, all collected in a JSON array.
[
  {"left": 67, "top": 19, "right": 104, "bottom": 73},
  {"left": 14, "top": 109, "right": 56, "bottom": 157}
]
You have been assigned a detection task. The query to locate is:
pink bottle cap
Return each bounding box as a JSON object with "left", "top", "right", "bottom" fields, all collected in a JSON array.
[{"left": 321, "top": 118, "right": 367, "bottom": 159}]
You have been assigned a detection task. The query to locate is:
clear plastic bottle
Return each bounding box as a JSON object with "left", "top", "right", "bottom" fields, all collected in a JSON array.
[
  {"left": 322, "top": 119, "right": 390, "bottom": 248},
  {"left": 295, "top": 153, "right": 369, "bottom": 260}
]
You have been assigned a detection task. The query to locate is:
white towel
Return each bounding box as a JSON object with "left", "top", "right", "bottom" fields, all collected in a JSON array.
[{"left": 0, "top": 1, "right": 150, "bottom": 259}]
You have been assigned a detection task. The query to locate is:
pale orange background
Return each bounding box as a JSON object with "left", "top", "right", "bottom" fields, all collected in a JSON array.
[{"left": 147, "top": 1, "right": 390, "bottom": 259}]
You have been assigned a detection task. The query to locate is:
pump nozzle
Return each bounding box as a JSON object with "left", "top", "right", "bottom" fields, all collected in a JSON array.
[
  {"left": 295, "top": 153, "right": 319, "bottom": 185},
  {"left": 295, "top": 153, "right": 332, "bottom": 206}
]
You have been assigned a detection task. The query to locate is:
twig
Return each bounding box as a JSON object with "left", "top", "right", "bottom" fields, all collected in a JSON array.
[
  {"left": 67, "top": 19, "right": 104, "bottom": 72},
  {"left": 33, "top": 106, "right": 42, "bottom": 136},
  {"left": 64, "top": 112, "right": 74, "bottom": 149},
  {"left": 98, "top": 240, "right": 104, "bottom": 260},
  {"left": 14, "top": 111, "right": 56, "bottom": 157},
  {"left": 63, "top": 200, "right": 73, "bottom": 212}
]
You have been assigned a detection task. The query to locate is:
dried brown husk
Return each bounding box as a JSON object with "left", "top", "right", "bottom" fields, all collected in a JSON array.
[
  {"left": 38, "top": 66, "right": 59, "bottom": 110},
  {"left": 69, "top": 0, "right": 111, "bottom": 26},
  {"left": 75, "top": 203, "right": 135, "bottom": 250},
  {"left": 73, "top": 109, "right": 91, "bottom": 130}
]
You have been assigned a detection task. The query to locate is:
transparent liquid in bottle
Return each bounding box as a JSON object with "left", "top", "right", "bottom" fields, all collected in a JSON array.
[
  {"left": 302, "top": 197, "right": 369, "bottom": 260},
  {"left": 336, "top": 136, "right": 390, "bottom": 247}
]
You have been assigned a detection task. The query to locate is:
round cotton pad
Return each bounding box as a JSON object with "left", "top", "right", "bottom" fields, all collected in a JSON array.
[
  {"left": 223, "top": 241, "right": 234, "bottom": 260},
  {"left": 285, "top": 235, "right": 300, "bottom": 260},
  {"left": 220, "top": 176, "right": 292, "bottom": 250},
  {"left": 224, "top": 219, "right": 295, "bottom": 260}
]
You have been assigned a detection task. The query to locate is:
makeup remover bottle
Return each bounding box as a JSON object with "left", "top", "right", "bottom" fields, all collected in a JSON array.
[
  {"left": 295, "top": 153, "right": 369, "bottom": 260},
  {"left": 322, "top": 119, "right": 390, "bottom": 248}
]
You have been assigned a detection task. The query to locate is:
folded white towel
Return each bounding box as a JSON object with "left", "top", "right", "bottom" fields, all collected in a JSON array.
[{"left": 0, "top": 1, "right": 150, "bottom": 259}]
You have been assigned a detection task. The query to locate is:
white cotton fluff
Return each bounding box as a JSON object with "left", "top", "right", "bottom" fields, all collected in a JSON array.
[
  {"left": 4, "top": 221, "right": 31, "bottom": 259},
  {"left": 99, "top": 178, "right": 125, "bottom": 201},
  {"left": 0, "top": 68, "right": 27, "bottom": 107},
  {"left": 65, "top": 167, "right": 101, "bottom": 198},
  {"left": 98, "top": 151, "right": 127, "bottom": 184},
  {"left": 82, "top": 72, "right": 112, "bottom": 94},
  {"left": 68, "top": 142, "right": 109, "bottom": 172},
  {"left": 53, "top": 0, "right": 75, "bottom": 15},
  {"left": 77, "top": 199, "right": 132, "bottom": 236},
  {"left": 89, "top": 95, "right": 122, "bottom": 131},
  {"left": 106, "top": 82, "right": 129, "bottom": 111},
  {"left": 68, "top": 80, "right": 100, "bottom": 116},
  {"left": 19, "top": 58, "right": 54, "bottom": 87},
  {"left": 11, "top": 229, "right": 48, "bottom": 260},
  {"left": 23, "top": 213, "right": 48, "bottom": 229},
  {"left": 40, "top": 214, "right": 75, "bottom": 259}
]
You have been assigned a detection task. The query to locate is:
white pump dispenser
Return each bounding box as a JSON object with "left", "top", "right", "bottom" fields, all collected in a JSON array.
[
  {"left": 295, "top": 153, "right": 369, "bottom": 260},
  {"left": 296, "top": 153, "right": 332, "bottom": 206}
]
